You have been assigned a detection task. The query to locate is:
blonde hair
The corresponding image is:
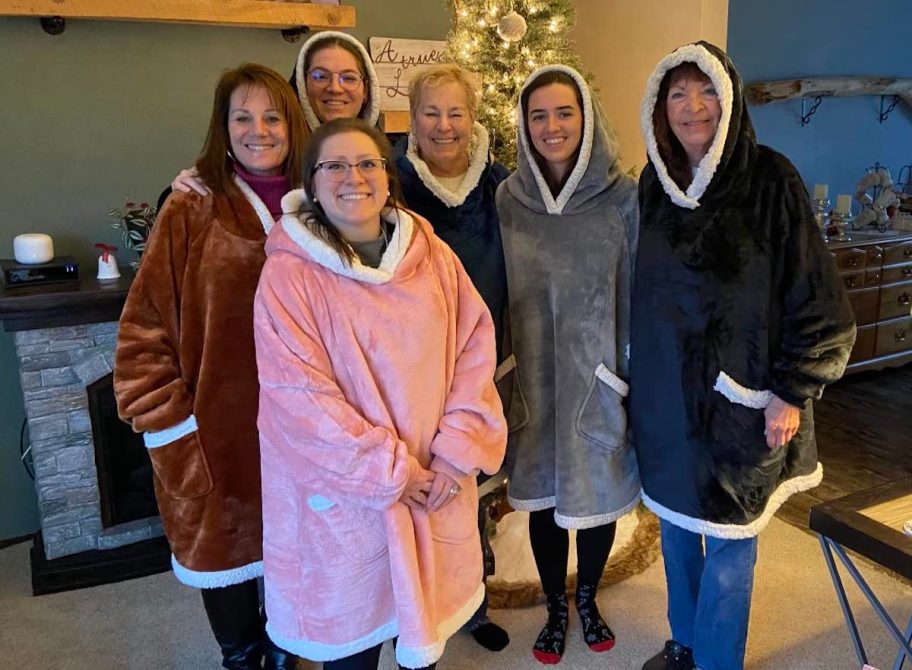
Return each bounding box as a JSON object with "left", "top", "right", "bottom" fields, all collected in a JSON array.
[{"left": 408, "top": 63, "right": 479, "bottom": 121}]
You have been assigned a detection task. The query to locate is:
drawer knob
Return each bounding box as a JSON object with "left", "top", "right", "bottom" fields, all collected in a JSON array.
[
  {"left": 896, "top": 330, "right": 908, "bottom": 343},
  {"left": 849, "top": 256, "right": 859, "bottom": 267},
  {"left": 905, "top": 248, "right": 912, "bottom": 259},
  {"left": 871, "top": 273, "right": 880, "bottom": 282},
  {"left": 903, "top": 267, "right": 912, "bottom": 279},
  {"left": 845, "top": 276, "right": 856, "bottom": 289},
  {"left": 899, "top": 292, "right": 912, "bottom": 306}
]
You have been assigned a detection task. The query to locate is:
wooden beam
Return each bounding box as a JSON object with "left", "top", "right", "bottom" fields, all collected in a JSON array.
[
  {"left": 746, "top": 76, "right": 912, "bottom": 108},
  {"left": 0, "top": 0, "right": 355, "bottom": 29}
]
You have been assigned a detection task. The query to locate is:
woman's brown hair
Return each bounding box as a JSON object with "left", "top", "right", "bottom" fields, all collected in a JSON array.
[
  {"left": 300, "top": 118, "right": 405, "bottom": 265},
  {"left": 652, "top": 61, "right": 712, "bottom": 191},
  {"left": 196, "top": 63, "right": 309, "bottom": 197},
  {"left": 521, "top": 70, "right": 585, "bottom": 197}
]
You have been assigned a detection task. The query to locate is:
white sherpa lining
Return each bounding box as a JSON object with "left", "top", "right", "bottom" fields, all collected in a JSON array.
[
  {"left": 640, "top": 43, "right": 734, "bottom": 209},
  {"left": 144, "top": 415, "right": 197, "bottom": 449},
  {"left": 233, "top": 174, "right": 276, "bottom": 235},
  {"left": 171, "top": 554, "right": 263, "bottom": 588},
  {"left": 395, "top": 583, "right": 485, "bottom": 668},
  {"left": 294, "top": 31, "right": 381, "bottom": 131},
  {"left": 506, "top": 493, "right": 556, "bottom": 512},
  {"left": 517, "top": 65, "right": 595, "bottom": 215},
  {"left": 642, "top": 463, "right": 824, "bottom": 539},
  {"left": 595, "top": 363, "right": 629, "bottom": 398},
  {"left": 713, "top": 370, "right": 772, "bottom": 409},
  {"left": 553, "top": 491, "right": 641, "bottom": 530},
  {"left": 406, "top": 122, "right": 490, "bottom": 208},
  {"left": 493, "top": 353, "right": 516, "bottom": 383},
  {"left": 265, "top": 582, "right": 485, "bottom": 667},
  {"left": 280, "top": 189, "right": 415, "bottom": 285}
]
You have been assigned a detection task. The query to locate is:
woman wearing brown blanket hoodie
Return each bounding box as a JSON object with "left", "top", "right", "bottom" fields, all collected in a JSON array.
[{"left": 113, "top": 64, "right": 308, "bottom": 670}]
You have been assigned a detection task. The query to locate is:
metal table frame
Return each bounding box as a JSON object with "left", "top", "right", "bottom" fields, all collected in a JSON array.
[{"left": 811, "top": 479, "right": 912, "bottom": 670}]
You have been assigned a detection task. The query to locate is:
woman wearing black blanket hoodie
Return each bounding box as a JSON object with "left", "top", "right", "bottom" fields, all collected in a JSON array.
[{"left": 631, "top": 42, "right": 855, "bottom": 670}]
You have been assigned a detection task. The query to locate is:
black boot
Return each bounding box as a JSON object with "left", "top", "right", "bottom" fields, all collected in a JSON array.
[
  {"left": 532, "top": 592, "right": 569, "bottom": 664},
  {"left": 263, "top": 636, "right": 298, "bottom": 670},
  {"left": 575, "top": 583, "right": 615, "bottom": 652},
  {"left": 642, "top": 640, "right": 695, "bottom": 670},
  {"left": 201, "top": 581, "right": 265, "bottom": 670}
]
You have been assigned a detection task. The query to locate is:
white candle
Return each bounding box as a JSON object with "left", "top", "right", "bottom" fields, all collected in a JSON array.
[
  {"left": 813, "top": 183, "right": 828, "bottom": 200},
  {"left": 835, "top": 195, "right": 852, "bottom": 214}
]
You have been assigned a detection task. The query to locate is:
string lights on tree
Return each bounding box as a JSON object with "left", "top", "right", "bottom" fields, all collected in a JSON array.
[{"left": 446, "top": 0, "right": 585, "bottom": 168}]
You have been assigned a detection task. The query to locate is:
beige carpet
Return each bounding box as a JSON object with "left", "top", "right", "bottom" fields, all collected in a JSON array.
[{"left": 1, "top": 517, "right": 909, "bottom": 669}]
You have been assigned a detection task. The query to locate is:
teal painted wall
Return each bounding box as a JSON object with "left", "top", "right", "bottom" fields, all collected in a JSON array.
[{"left": 0, "top": 2, "right": 450, "bottom": 540}]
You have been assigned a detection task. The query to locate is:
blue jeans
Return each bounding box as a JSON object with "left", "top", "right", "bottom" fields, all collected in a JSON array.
[{"left": 659, "top": 519, "right": 758, "bottom": 670}]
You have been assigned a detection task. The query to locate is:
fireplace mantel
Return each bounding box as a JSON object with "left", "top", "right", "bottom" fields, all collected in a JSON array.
[{"left": 0, "top": 276, "right": 131, "bottom": 333}]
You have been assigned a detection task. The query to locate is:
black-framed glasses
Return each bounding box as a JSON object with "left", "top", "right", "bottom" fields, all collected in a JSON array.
[
  {"left": 314, "top": 158, "right": 387, "bottom": 182},
  {"left": 306, "top": 68, "right": 364, "bottom": 91}
]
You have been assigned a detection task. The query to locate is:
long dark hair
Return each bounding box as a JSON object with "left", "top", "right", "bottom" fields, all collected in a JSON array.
[
  {"left": 521, "top": 70, "right": 584, "bottom": 196},
  {"left": 301, "top": 118, "right": 404, "bottom": 265},
  {"left": 196, "top": 63, "right": 309, "bottom": 198},
  {"left": 653, "top": 61, "right": 711, "bottom": 191}
]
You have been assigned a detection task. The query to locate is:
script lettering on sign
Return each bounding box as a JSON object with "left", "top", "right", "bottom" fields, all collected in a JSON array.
[{"left": 369, "top": 37, "right": 449, "bottom": 111}]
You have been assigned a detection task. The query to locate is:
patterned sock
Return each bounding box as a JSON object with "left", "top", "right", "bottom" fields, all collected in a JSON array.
[
  {"left": 532, "top": 592, "right": 569, "bottom": 664},
  {"left": 575, "top": 584, "right": 615, "bottom": 652}
]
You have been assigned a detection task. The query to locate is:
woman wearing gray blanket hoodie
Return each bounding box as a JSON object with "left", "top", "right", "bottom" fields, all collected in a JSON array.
[{"left": 495, "top": 64, "right": 640, "bottom": 664}]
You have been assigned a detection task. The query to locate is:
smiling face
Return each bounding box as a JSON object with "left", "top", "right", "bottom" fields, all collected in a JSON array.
[
  {"left": 413, "top": 80, "right": 474, "bottom": 178},
  {"left": 305, "top": 45, "right": 367, "bottom": 123},
  {"left": 227, "top": 85, "right": 289, "bottom": 176},
  {"left": 313, "top": 131, "right": 389, "bottom": 241},
  {"left": 665, "top": 74, "right": 721, "bottom": 167},
  {"left": 526, "top": 82, "right": 583, "bottom": 184}
]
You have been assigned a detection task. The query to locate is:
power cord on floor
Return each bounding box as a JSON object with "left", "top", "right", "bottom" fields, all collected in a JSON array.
[{"left": 19, "top": 417, "right": 34, "bottom": 480}]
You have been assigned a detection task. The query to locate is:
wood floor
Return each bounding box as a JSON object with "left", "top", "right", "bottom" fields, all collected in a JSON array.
[{"left": 777, "top": 363, "right": 912, "bottom": 530}]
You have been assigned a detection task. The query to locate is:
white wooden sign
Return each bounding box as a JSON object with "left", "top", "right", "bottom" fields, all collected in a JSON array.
[{"left": 369, "top": 37, "right": 449, "bottom": 112}]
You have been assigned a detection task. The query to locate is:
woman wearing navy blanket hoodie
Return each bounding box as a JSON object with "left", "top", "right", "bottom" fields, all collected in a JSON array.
[{"left": 632, "top": 42, "right": 856, "bottom": 670}]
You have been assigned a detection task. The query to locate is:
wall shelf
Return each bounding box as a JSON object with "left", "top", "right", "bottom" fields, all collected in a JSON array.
[
  {"left": 745, "top": 76, "right": 912, "bottom": 126},
  {"left": 0, "top": 0, "right": 355, "bottom": 31}
]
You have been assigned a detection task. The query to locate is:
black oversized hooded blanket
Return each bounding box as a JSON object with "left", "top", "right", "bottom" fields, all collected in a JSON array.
[{"left": 630, "top": 42, "right": 856, "bottom": 539}]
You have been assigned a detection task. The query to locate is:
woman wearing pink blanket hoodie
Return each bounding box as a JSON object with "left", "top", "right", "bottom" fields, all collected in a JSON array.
[{"left": 252, "top": 118, "right": 508, "bottom": 669}]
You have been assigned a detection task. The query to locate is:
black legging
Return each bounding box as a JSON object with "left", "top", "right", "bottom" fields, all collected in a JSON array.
[
  {"left": 529, "top": 508, "right": 617, "bottom": 595},
  {"left": 323, "top": 642, "right": 436, "bottom": 670}
]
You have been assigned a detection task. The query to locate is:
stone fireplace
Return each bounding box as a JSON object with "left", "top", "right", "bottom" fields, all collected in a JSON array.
[{"left": 1, "top": 276, "right": 170, "bottom": 594}]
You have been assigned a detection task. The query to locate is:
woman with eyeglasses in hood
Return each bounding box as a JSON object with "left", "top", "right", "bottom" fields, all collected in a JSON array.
[
  {"left": 632, "top": 42, "right": 855, "bottom": 670},
  {"left": 495, "top": 64, "right": 641, "bottom": 665},
  {"left": 170, "top": 31, "right": 380, "bottom": 197}
]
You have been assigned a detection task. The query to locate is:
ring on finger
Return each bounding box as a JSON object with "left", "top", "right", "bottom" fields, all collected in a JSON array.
[{"left": 448, "top": 485, "right": 460, "bottom": 495}]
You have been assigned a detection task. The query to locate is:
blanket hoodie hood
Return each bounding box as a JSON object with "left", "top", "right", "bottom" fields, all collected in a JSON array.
[
  {"left": 630, "top": 42, "right": 855, "bottom": 539},
  {"left": 291, "top": 31, "right": 381, "bottom": 131},
  {"left": 497, "top": 64, "right": 641, "bottom": 529},
  {"left": 508, "top": 64, "right": 626, "bottom": 215}
]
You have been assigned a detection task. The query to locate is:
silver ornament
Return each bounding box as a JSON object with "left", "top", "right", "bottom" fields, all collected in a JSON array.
[{"left": 497, "top": 10, "right": 527, "bottom": 42}]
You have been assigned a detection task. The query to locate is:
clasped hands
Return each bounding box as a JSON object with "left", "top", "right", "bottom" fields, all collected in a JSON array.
[{"left": 400, "top": 468, "right": 461, "bottom": 512}]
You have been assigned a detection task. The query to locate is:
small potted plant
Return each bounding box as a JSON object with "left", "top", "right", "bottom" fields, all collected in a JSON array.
[{"left": 108, "top": 200, "right": 157, "bottom": 269}]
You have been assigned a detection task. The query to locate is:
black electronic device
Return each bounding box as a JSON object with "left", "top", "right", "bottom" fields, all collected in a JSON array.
[{"left": 1, "top": 256, "right": 79, "bottom": 287}]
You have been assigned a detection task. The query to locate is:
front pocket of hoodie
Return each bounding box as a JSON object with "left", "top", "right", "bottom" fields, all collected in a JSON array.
[
  {"left": 429, "top": 477, "right": 478, "bottom": 545},
  {"left": 575, "top": 364, "right": 628, "bottom": 451},
  {"left": 494, "top": 354, "right": 530, "bottom": 432},
  {"left": 313, "top": 502, "right": 388, "bottom": 564},
  {"left": 147, "top": 430, "right": 214, "bottom": 500},
  {"left": 707, "top": 370, "right": 771, "bottom": 457}
]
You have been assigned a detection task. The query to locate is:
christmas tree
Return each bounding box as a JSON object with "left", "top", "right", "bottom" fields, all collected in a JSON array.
[{"left": 446, "top": 0, "right": 585, "bottom": 169}]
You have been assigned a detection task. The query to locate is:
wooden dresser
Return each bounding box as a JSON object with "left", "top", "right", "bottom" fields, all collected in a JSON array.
[{"left": 829, "top": 231, "right": 912, "bottom": 373}]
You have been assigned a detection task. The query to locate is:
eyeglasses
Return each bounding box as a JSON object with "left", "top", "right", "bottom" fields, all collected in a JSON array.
[
  {"left": 306, "top": 68, "right": 364, "bottom": 92},
  {"left": 314, "top": 158, "right": 387, "bottom": 182}
]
